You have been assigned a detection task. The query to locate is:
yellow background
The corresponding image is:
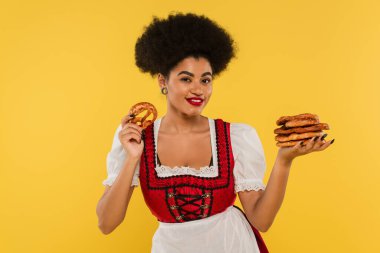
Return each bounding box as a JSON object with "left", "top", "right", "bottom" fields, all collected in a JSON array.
[{"left": 1, "top": 0, "right": 379, "bottom": 252}]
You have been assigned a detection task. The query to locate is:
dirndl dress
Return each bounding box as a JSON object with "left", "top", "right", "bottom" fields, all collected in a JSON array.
[{"left": 103, "top": 117, "right": 269, "bottom": 252}]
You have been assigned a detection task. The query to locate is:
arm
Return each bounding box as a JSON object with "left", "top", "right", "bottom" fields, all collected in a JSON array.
[
  {"left": 96, "top": 157, "right": 139, "bottom": 234},
  {"left": 240, "top": 136, "right": 333, "bottom": 232},
  {"left": 239, "top": 156, "right": 291, "bottom": 232}
]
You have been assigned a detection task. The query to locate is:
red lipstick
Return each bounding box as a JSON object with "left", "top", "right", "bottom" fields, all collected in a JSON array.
[{"left": 186, "top": 97, "right": 204, "bottom": 106}]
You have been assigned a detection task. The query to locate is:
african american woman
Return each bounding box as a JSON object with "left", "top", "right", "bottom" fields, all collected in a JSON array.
[{"left": 96, "top": 12, "right": 333, "bottom": 253}]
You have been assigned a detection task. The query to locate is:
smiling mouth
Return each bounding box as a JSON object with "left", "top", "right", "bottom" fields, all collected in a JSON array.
[{"left": 186, "top": 98, "right": 204, "bottom": 106}]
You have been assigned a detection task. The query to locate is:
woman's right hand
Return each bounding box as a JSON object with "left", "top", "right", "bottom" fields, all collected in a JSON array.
[{"left": 119, "top": 114, "right": 144, "bottom": 159}]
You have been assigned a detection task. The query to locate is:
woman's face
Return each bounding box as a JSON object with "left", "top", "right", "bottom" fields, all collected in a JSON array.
[{"left": 158, "top": 56, "right": 213, "bottom": 118}]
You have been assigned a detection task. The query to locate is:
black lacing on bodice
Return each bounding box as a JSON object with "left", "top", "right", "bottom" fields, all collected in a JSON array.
[{"left": 166, "top": 190, "right": 212, "bottom": 221}]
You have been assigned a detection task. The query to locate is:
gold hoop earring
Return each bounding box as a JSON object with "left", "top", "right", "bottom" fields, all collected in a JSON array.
[{"left": 161, "top": 87, "right": 168, "bottom": 95}]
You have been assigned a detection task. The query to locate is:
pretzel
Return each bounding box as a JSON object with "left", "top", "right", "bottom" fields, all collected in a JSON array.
[
  {"left": 284, "top": 118, "right": 319, "bottom": 128},
  {"left": 276, "top": 138, "right": 313, "bottom": 147},
  {"left": 276, "top": 113, "right": 319, "bottom": 126},
  {"left": 275, "top": 131, "right": 324, "bottom": 142},
  {"left": 127, "top": 102, "right": 158, "bottom": 129},
  {"left": 274, "top": 123, "right": 329, "bottom": 135}
]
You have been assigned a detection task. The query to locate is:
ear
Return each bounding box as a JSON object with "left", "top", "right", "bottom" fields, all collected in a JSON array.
[{"left": 157, "top": 73, "right": 166, "bottom": 89}]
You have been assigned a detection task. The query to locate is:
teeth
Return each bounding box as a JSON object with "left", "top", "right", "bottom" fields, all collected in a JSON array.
[{"left": 190, "top": 99, "right": 202, "bottom": 102}]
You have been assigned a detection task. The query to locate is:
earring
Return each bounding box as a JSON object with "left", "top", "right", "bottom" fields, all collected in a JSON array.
[{"left": 161, "top": 87, "right": 168, "bottom": 95}]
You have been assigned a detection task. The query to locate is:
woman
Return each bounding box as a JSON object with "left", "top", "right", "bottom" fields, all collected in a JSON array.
[{"left": 96, "top": 12, "right": 334, "bottom": 252}]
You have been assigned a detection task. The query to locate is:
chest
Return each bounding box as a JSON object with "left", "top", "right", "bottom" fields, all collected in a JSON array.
[
  {"left": 138, "top": 119, "right": 237, "bottom": 223},
  {"left": 156, "top": 131, "right": 212, "bottom": 169}
]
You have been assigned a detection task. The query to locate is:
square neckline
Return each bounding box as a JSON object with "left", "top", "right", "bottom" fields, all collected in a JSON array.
[{"left": 153, "top": 117, "right": 218, "bottom": 171}]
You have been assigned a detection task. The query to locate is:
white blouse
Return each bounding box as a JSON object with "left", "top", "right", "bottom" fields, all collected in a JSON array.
[
  {"left": 102, "top": 117, "right": 267, "bottom": 253},
  {"left": 103, "top": 117, "right": 267, "bottom": 193}
]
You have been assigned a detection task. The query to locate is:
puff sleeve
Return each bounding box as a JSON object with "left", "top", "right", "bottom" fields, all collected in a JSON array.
[
  {"left": 230, "top": 123, "right": 267, "bottom": 193},
  {"left": 102, "top": 123, "right": 140, "bottom": 187}
]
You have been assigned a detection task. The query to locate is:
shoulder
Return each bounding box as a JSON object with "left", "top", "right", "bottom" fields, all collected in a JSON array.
[
  {"left": 211, "top": 118, "right": 260, "bottom": 140},
  {"left": 230, "top": 122, "right": 256, "bottom": 132},
  {"left": 213, "top": 118, "right": 257, "bottom": 133},
  {"left": 228, "top": 122, "right": 264, "bottom": 154},
  {"left": 230, "top": 122, "right": 259, "bottom": 140}
]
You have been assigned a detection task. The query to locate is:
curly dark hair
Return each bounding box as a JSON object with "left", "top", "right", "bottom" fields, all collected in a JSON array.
[{"left": 134, "top": 12, "right": 238, "bottom": 80}]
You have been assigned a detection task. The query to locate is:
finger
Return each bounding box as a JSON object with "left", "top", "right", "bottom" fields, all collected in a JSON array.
[
  {"left": 122, "top": 122, "right": 143, "bottom": 134},
  {"left": 119, "top": 129, "right": 130, "bottom": 140},
  {"left": 120, "top": 127, "right": 141, "bottom": 136},
  {"left": 121, "top": 114, "right": 133, "bottom": 124},
  {"left": 294, "top": 140, "right": 304, "bottom": 149},
  {"left": 309, "top": 136, "right": 321, "bottom": 149},
  {"left": 313, "top": 136, "right": 326, "bottom": 149},
  {"left": 121, "top": 114, "right": 135, "bottom": 128},
  {"left": 304, "top": 137, "right": 316, "bottom": 149},
  {"left": 314, "top": 133, "right": 326, "bottom": 143},
  {"left": 124, "top": 132, "right": 142, "bottom": 143},
  {"left": 127, "top": 122, "right": 143, "bottom": 134},
  {"left": 120, "top": 126, "right": 142, "bottom": 138},
  {"left": 130, "top": 117, "right": 143, "bottom": 124},
  {"left": 125, "top": 127, "right": 142, "bottom": 137},
  {"left": 123, "top": 121, "right": 142, "bottom": 129},
  {"left": 318, "top": 139, "right": 334, "bottom": 151},
  {"left": 313, "top": 133, "right": 328, "bottom": 148}
]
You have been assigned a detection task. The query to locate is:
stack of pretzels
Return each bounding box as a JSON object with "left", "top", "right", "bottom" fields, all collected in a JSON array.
[{"left": 274, "top": 113, "right": 330, "bottom": 147}]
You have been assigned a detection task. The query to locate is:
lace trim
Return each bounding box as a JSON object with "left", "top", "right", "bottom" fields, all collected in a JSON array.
[
  {"left": 102, "top": 175, "right": 117, "bottom": 186},
  {"left": 235, "top": 181, "right": 266, "bottom": 192},
  {"left": 155, "top": 165, "right": 218, "bottom": 178}
]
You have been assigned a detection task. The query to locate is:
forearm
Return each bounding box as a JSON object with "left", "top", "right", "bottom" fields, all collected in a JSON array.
[
  {"left": 97, "top": 157, "right": 139, "bottom": 233},
  {"left": 251, "top": 156, "right": 292, "bottom": 231}
]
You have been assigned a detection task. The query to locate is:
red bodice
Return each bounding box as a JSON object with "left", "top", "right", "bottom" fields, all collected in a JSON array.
[{"left": 139, "top": 118, "right": 269, "bottom": 252}]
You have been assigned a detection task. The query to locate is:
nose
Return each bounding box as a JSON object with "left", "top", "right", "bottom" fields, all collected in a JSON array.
[{"left": 190, "top": 80, "right": 204, "bottom": 95}]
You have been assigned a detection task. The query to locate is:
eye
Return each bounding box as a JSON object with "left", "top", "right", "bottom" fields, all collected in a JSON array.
[
  {"left": 181, "top": 77, "right": 191, "bottom": 82},
  {"left": 202, "top": 79, "right": 211, "bottom": 84}
]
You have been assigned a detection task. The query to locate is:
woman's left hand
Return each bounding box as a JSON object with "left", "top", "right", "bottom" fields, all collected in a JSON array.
[{"left": 277, "top": 135, "right": 334, "bottom": 163}]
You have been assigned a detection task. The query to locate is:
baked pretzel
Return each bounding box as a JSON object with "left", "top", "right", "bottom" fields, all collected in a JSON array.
[
  {"left": 127, "top": 102, "right": 158, "bottom": 129},
  {"left": 276, "top": 138, "right": 313, "bottom": 147},
  {"left": 275, "top": 131, "right": 324, "bottom": 142},
  {"left": 274, "top": 123, "right": 329, "bottom": 135},
  {"left": 276, "top": 113, "right": 319, "bottom": 126},
  {"left": 284, "top": 118, "right": 319, "bottom": 128}
]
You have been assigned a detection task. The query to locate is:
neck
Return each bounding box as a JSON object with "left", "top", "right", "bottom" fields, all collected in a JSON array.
[{"left": 161, "top": 112, "right": 207, "bottom": 134}]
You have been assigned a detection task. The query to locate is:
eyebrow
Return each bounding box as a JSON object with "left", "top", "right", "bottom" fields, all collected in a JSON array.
[{"left": 177, "top": 71, "right": 213, "bottom": 77}]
